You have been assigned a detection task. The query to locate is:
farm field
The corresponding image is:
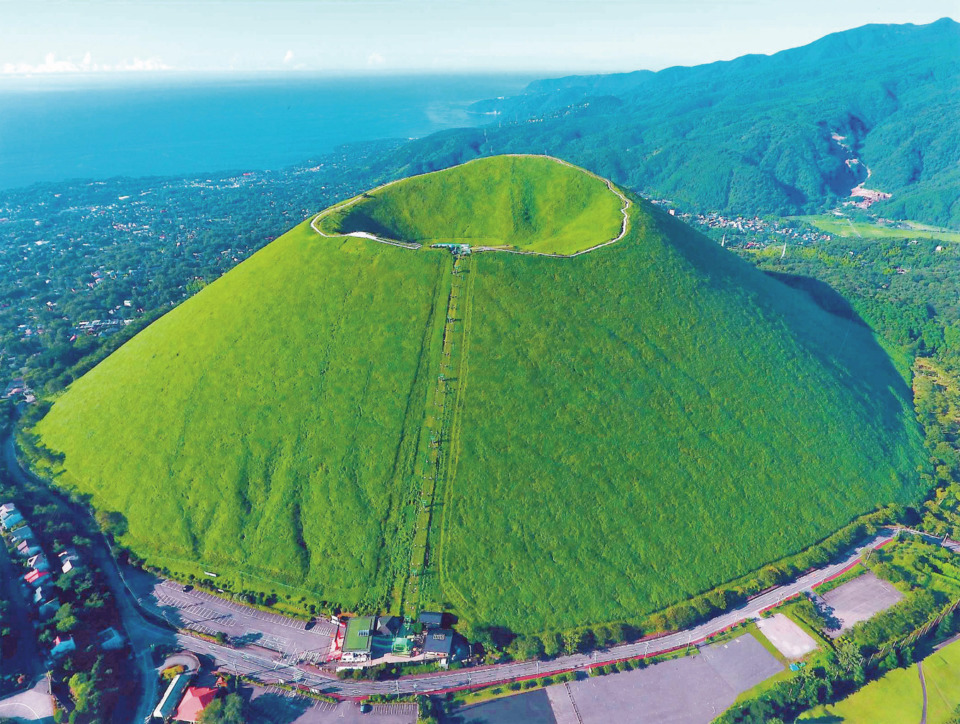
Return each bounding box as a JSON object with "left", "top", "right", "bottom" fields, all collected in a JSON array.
[
  {"left": 32, "top": 156, "right": 928, "bottom": 632},
  {"left": 317, "top": 155, "right": 624, "bottom": 255},
  {"left": 800, "top": 637, "right": 960, "bottom": 723},
  {"left": 794, "top": 214, "right": 960, "bottom": 242}
]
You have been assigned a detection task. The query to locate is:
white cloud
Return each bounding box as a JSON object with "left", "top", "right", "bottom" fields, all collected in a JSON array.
[
  {"left": 366, "top": 52, "right": 385, "bottom": 67},
  {"left": 283, "top": 49, "right": 295, "bottom": 65},
  {"left": 1, "top": 52, "right": 171, "bottom": 75},
  {"left": 111, "top": 57, "right": 172, "bottom": 72}
]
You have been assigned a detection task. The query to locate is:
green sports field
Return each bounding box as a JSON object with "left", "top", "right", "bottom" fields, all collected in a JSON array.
[{"left": 33, "top": 156, "right": 928, "bottom": 633}]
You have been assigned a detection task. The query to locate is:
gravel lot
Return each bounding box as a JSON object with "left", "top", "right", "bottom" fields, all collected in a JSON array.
[{"left": 822, "top": 571, "right": 904, "bottom": 637}]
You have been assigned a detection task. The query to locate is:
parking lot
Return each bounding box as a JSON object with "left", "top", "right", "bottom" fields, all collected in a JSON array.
[
  {"left": 248, "top": 686, "right": 417, "bottom": 723},
  {"left": 821, "top": 571, "right": 904, "bottom": 637},
  {"left": 555, "top": 634, "right": 783, "bottom": 723},
  {"left": 125, "top": 566, "right": 337, "bottom": 662}
]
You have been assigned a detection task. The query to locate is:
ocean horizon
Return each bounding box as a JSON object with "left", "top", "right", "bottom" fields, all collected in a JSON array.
[{"left": 0, "top": 73, "right": 536, "bottom": 190}]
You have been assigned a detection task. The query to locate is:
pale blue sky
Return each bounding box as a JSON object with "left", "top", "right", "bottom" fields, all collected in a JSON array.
[{"left": 1, "top": 0, "right": 956, "bottom": 76}]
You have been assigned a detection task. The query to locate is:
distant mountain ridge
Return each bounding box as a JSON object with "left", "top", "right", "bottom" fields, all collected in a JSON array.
[{"left": 380, "top": 18, "right": 959, "bottom": 226}]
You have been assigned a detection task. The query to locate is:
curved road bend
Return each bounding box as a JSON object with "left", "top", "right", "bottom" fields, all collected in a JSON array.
[{"left": 6, "top": 431, "right": 946, "bottom": 707}]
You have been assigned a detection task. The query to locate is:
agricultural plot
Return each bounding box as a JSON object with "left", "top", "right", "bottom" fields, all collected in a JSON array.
[{"left": 796, "top": 214, "right": 960, "bottom": 242}]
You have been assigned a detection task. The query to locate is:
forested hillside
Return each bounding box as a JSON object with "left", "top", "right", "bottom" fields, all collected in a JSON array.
[{"left": 375, "top": 18, "right": 959, "bottom": 227}]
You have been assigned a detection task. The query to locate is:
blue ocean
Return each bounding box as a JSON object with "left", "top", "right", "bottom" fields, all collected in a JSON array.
[{"left": 0, "top": 73, "right": 533, "bottom": 189}]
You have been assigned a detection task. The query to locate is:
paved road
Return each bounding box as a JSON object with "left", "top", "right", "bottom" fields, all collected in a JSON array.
[
  {"left": 2, "top": 433, "right": 167, "bottom": 724},
  {"left": 0, "top": 514, "right": 41, "bottom": 684},
  {"left": 0, "top": 676, "right": 54, "bottom": 723},
  {"left": 154, "top": 528, "right": 906, "bottom": 700}
]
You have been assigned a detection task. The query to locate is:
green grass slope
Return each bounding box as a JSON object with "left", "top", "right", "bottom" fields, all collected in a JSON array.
[
  {"left": 34, "top": 220, "right": 449, "bottom": 608},
  {"left": 439, "top": 199, "right": 926, "bottom": 634},
  {"left": 32, "top": 156, "right": 927, "bottom": 632},
  {"left": 318, "top": 155, "right": 623, "bottom": 255}
]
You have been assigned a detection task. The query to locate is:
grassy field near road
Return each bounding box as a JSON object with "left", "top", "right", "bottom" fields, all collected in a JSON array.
[
  {"left": 800, "top": 637, "right": 960, "bottom": 723},
  {"left": 794, "top": 214, "right": 960, "bottom": 242},
  {"left": 318, "top": 155, "right": 624, "bottom": 255}
]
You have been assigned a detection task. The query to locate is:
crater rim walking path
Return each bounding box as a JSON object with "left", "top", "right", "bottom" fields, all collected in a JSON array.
[{"left": 309, "top": 153, "right": 632, "bottom": 259}]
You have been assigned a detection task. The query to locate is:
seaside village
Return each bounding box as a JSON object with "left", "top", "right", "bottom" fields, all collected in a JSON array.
[{"left": 1, "top": 501, "right": 124, "bottom": 666}]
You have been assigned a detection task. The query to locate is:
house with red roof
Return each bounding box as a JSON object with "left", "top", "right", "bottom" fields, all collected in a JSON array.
[
  {"left": 24, "top": 568, "right": 49, "bottom": 586},
  {"left": 173, "top": 686, "right": 218, "bottom": 722}
]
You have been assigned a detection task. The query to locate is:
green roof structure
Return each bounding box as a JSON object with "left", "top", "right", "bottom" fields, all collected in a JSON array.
[{"left": 344, "top": 615, "right": 375, "bottom": 654}]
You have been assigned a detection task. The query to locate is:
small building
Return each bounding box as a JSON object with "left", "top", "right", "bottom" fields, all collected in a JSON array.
[
  {"left": 432, "top": 243, "right": 472, "bottom": 256},
  {"left": 1, "top": 511, "right": 23, "bottom": 530},
  {"left": 27, "top": 553, "right": 50, "bottom": 572},
  {"left": 50, "top": 635, "right": 76, "bottom": 658},
  {"left": 59, "top": 549, "right": 81, "bottom": 573},
  {"left": 376, "top": 615, "right": 401, "bottom": 638},
  {"left": 33, "top": 585, "right": 52, "bottom": 605},
  {"left": 11, "top": 525, "right": 34, "bottom": 543},
  {"left": 98, "top": 627, "right": 124, "bottom": 651},
  {"left": 16, "top": 539, "right": 40, "bottom": 557},
  {"left": 342, "top": 615, "right": 375, "bottom": 663},
  {"left": 24, "top": 568, "right": 49, "bottom": 587},
  {"left": 0, "top": 502, "right": 17, "bottom": 518},
  {"left": 153, "top": 673, "right": 193, "bottom": 721},
  {"left": 418, "top": 611, "right": 444, "bottom": 629},
  {"left": 423, "top": 628, "right": 456, "bottom": 664},
  {"left": 174, "top": 686, "right": 219, "bottom": 722}
]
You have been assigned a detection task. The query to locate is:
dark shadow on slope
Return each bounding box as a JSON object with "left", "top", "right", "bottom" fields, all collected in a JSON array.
[
  {"left": 763, "top": 271, "right": 868, "bottom": 327},
  {"left": 639, "top": 204, "right": 923, "bottom": 484}
]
